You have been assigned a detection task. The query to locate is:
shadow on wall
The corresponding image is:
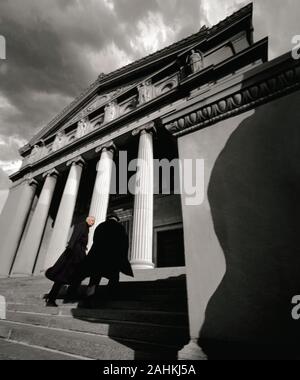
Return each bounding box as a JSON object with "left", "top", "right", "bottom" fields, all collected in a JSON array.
[{"left": 200, "top": 89, "right": 300, "bottom": 359}]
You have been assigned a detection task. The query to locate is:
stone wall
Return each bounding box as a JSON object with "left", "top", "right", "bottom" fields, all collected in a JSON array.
[{"left": 178, "top": 88, "right": 300, "bottom": 357}]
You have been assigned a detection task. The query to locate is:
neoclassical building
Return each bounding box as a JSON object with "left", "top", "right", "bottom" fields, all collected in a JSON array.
[{"left": 1, "top": 4, "right": 300, "bottom": 358}]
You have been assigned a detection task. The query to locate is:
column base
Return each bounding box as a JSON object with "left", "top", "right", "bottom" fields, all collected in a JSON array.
[
  {"left": 178, "top": 339, "right": 208, "bottom": 360},
  {"left": 130, "top": 260, "right": 155, "bottom": 270}
]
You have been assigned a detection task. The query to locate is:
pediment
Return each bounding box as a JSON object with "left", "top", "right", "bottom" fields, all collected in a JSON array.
[
  {"left": 45, "top": 82, "right": 140, "bottom": 139},
  {"left": 24, "top": 3, "right": 254, "bottom": 151}
]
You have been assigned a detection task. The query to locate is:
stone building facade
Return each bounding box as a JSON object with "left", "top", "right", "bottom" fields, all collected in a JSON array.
[{"left": 1, "top": 4, "right": 300, "bottom": 358}]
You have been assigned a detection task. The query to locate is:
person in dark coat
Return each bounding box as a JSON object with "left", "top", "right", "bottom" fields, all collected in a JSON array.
[
  {"left": 68, "top": 213, "right": 133, "bottom": 303},
  {"left": 45, "top": 216, "right": 95, "bottom": 306}
]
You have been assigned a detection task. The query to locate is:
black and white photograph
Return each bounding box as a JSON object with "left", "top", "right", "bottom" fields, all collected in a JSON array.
[{"left": 0, "top": 0, "right": 300, "bottom": 364}]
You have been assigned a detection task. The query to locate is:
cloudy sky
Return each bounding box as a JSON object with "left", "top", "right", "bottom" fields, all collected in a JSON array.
[{"left": 0, "top": 0, "right": 299, "bottom": 212}]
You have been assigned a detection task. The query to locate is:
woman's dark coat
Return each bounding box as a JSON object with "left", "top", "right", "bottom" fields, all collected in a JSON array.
[
  {"left": 45, "top": 222, "right": 89, "bottom": 284},
  {"left": 81, "top": 219, "right": 133, "bottom": 280}
]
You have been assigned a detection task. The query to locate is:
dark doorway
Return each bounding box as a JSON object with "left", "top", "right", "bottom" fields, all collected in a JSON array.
[{"left": 156, "top": 227, "right": 185, "bottom": 267}]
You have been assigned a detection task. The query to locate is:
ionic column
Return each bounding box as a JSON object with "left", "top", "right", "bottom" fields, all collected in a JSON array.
[
  {"left": 88, "top": 143, "right": 116, "bottom": 249},
  {"left": 0, "top": 179, "right": 38, "bottom": 277},
  {"left": 44, "top": 158, "right": 84, "bottom": 270},
  {"left": 130, "top": 124, "right": 155, "bottom": 269},
  {"left": 12, "top": 170, "right": 58, "bottom": 276}
]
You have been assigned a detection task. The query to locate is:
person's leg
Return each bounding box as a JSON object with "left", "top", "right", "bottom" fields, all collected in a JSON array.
[
  {"left": 48, "top": 282, "right": 62, "bottom": 301},
  {"left": 66, "top": 269, "right": 87, "bottom": 300},
  {"left": 107, "top": 272, "right": 120, "bottom": 298},
  {"left": 87, "top": 275, "right": 102, "bottom": 297},
  {"left": 88, "top": 274, "right": 102, "bottom": 287},
  {"left": 46, "top": 283, "right": 62, "bottom": 306}
]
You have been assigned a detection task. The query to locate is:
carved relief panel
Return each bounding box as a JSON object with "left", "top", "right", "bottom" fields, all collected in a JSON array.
[
  {"left": 52, "top": 131, "right": 68, "bottom": 152},
  {"left": 138, "top": 79, "right": 153, "bottom": 104},
  {"left": 104, "top": 100, "right": 119, "bottom": 123},
  {"left": 76, "top": 117, "right": 91, "bottom": 139}
]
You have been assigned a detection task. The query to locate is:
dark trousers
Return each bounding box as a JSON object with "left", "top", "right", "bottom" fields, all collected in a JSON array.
[
  {"left": 48, "top": 282, "right": 63, "bottom": 301},
  {"left": 67, "top": 272, "right": 120, "bottom": 298},
  {"left": 47, "top": 282, "right": 78, "bottom": 301}
]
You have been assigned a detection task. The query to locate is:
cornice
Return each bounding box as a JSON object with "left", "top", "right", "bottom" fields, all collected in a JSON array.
[{"left": 165, "top": 56, "right": 300, "bottom": 137}]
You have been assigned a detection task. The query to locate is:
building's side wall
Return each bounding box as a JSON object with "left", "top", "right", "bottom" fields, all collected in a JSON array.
[
  {"left": 154, "top": 194, "right": 182, "bottom": 228},
  {"left": 178, "top": 89, "right": 300, "bottom": 355}
]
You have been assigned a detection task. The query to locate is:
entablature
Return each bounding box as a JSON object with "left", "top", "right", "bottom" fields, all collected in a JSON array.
[
  {"left": 10, "top": 37, "right": 268, "bottom": 183},
  {"left": 21, "top": 4, "right": 255, "bottom": 155}
]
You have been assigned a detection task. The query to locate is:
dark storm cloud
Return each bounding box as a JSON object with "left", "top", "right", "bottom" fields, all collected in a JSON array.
[
  {"left": 0, "top": 135, "right": 25, "bottom": 162},
  {"left": 0, "top": 0, "right": 299, "bottom": 212},
  {"left": 0, "top": 0, "right": 203, "bottom": 148},
  {"left": 0, "top": 0, "right": 123, "bottom": 142},
  {"left": 0, "top": 0, "right": 299, "bottom": 160}
]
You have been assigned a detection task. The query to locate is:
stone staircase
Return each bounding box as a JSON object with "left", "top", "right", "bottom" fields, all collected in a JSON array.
[{"left": 0, "top": 267, "right": 189, "bottom": 360}]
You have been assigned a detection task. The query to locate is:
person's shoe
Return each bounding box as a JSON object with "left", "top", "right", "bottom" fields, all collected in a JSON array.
[{"left": 46, "top": 299, "right": 58, "bottom": 307}]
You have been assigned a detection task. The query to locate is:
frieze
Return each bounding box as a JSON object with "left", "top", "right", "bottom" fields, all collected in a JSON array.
[
  {"left": 138, "top": 79, "right": 153, "bottom": 104},
  {"left": 119, "top": 97, "right": 138, "bottom": 115},
  {"left": 12, "top": 100, "right": 177, "bottom": 182},
  {"left": 52, "top": 131, "right": 68, "bottom": 152},
  {"left": 187, "top": 49, "right": 205, "bottom": 74},
  {"left": 28, "top": 4, "right": 253, "bottom": 147},
  {"left": 104, "top": 100, "right": 119, "bottom": 123},
  {"left": 154, "top": 75, "right": 179, "bottom": 96},
  {"left": 75, "top": 117, "right": 91, "bottom": 139},
  {"left": 26, "top": 58, "right": 191, "bottom": 164},
  {"left": 165, "top": 65, "right": 300, "bottom": 137},
  {"left": 27, "top": 136, "right": 109, "bottom": 180}
]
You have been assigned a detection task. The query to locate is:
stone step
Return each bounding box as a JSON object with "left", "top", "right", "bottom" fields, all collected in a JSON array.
[
  {"left": 0, "top": 280, "right": 187, "bottom": 293},
  {"left": 0, "top": 338, "right": 89, "bottom": 360},
  {"left": 3, "top": 290, "right": 187, "bottom": 304},
  {"left": 0, "top": 319, "right": 180, "bottom": 360},
  {"left": 7, "top": 293, "right": 187, "bottom": 305},
  {"left": 91, "top": 300, "right": 185, "bottom": 312},
  {"left": 6, "top": 311, "right": 189, "bottom": 346},
  {"left": 1, "top": 281, "right": 187, "bottom": 302},
  {"left": 1, "top": 267, "right": 186, "bottom": 285},
  {"left": 6, "top": 294, "right": 188, "bottom": 312},
  {"left": 7, "top": 303, "right": 189, "bottom": 326}
]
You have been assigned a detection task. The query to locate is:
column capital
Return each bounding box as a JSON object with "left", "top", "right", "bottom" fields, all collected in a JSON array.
[
  {"left": 23, "top": 174, "right": 38, "bottom": 187},
  {"left": 27, "top": 178, "right": 38, "bottom": 188},
  {"left": 42, "top": 168, "right": 59, "bottom": 179},
  {"left": 132, "top": 121, "right": 156, "bottom": 137},
  {"left": 95, "top": 141, "right": 117, "bottom": 155},
  {"left": 66, "top": 156, "right": 85, "bottom": 168}
]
